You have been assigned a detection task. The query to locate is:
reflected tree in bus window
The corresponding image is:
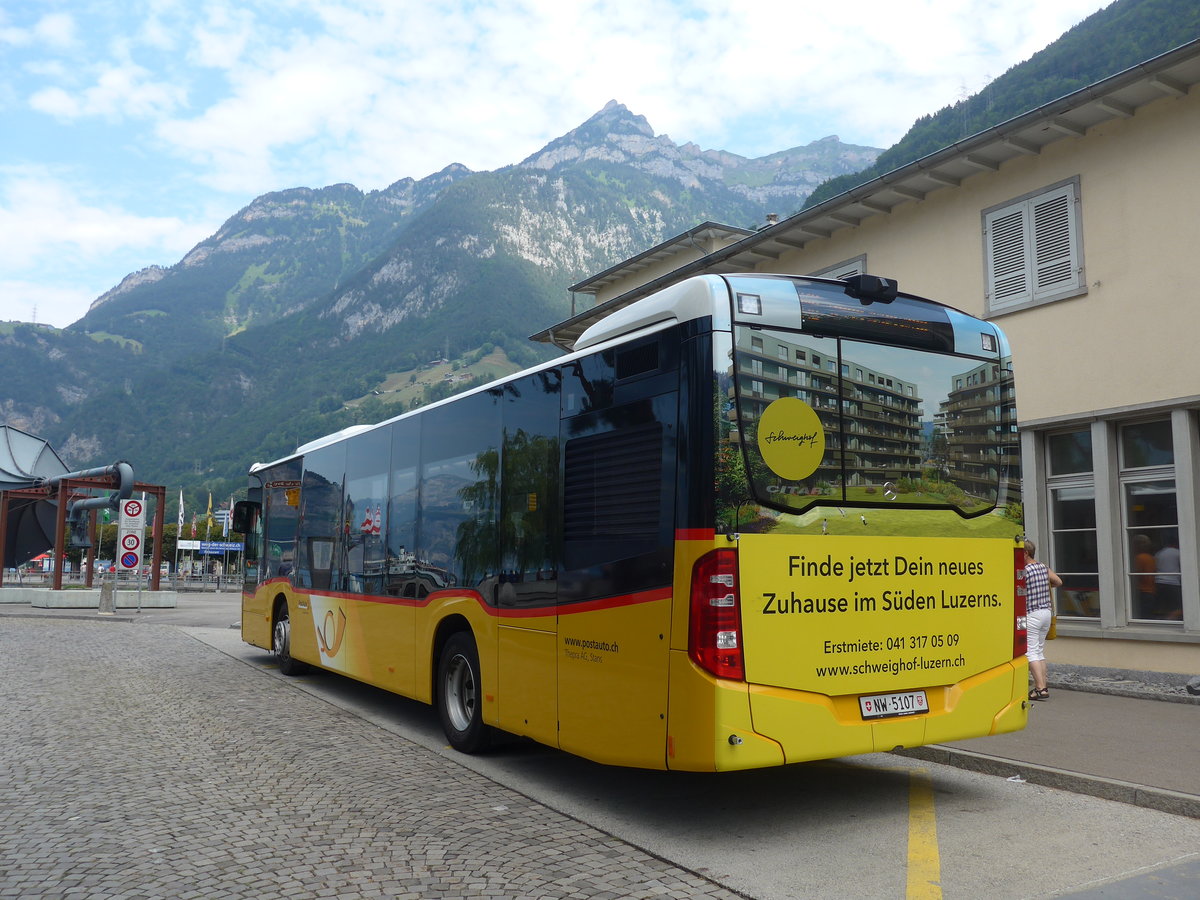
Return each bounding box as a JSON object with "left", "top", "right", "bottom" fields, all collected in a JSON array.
[
  {"left": 456, "top": 447, "right": 500, "bottom": 587},
  {"left": 561, "top": 351, "right": 614, "bottom": 417},
  {"left": 499, "top": 370, "right": 560, "bottom": 607},
  {"left": 418, "top": 392, "right": 500, "bottom": 592},
  {"left": 713, "top": 339, "right": 748, "bottom": 534}
]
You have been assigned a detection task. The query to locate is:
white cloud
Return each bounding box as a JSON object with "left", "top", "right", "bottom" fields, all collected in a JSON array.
[
  {"left": 34, "top": 12, "right": 78, "bottom": 48},
  {"left": 0, "top": 279, "right": 96, "bottom": 328},
  {"left": 0, "top": 10, "right": 77, "bottom": 48},
  {"left": 29, "top": 61, "right": 185, "bottom": 121},
  {"left": 0, "top": 168, "right": 210, "bottom": 325},
  {"left": 0, "top": 170, "right": 200, "bottom": 264}
]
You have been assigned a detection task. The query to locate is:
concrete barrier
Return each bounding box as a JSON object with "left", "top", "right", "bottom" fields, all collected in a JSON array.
[{"left": 1, "top": 587, "right": 179, "bottom": 608}]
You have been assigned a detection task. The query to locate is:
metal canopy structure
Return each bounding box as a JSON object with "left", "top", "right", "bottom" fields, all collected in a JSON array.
[
  {"left": 0, "top": 426, "right": 69, "bottom": 568},
  {"left": 0, "top": 425, "right": 166, "bottom": 590}
]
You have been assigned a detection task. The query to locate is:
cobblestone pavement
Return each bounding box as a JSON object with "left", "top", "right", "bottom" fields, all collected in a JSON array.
[{"left": 1, "top": 619, "right": 744, "bottom": 900}]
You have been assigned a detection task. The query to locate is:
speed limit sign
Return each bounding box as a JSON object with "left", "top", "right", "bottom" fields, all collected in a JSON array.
[{"left": 122, "top": 534, "right": 141, "bottom": 551}]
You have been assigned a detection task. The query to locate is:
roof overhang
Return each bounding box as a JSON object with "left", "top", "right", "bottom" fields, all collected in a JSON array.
[
  {"left": 568, "top": 221, "right": 753, "bottom": 296},
  {"left": 533, "top": 38, "right": 1200, "bottom": 352}
]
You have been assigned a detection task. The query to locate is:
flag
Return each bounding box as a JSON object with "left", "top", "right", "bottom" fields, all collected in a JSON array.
[
  {"left": 191, "top": 513, "right": 197, "bottom": 539},
  {"left": 177, "top": 490, "right": 185, "bottom": 532},
  {"left": 223, "top": 495, "right": 232, "bottom": 537},
  {"left": 206, "top": 493, "right": 214, "bottom": 534}
]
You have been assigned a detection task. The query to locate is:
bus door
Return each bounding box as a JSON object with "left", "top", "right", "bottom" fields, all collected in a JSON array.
[
  {"left": 242, "top": 462, "right": 301, "bottom": 649},
  {"left": 555, "top": 343, "right": 677, "bottom": 768},
  {"left": 495, "top": 371, "right": 561, "bottom": 747}
]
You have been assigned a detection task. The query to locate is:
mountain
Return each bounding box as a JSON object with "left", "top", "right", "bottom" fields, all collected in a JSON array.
[
  {"left": 804, "top": 0, "right": 1200, "bottom": 207},
  {"left": 0, "top": 103, "right": 879, "bottom": 505}
]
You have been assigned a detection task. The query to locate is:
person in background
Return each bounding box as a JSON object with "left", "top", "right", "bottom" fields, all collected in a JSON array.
[
  {"left": 1133, "top": 534, "right": 1157, "bottom": 618},
  {"left": 1024, "top": 539, "right": 1062, "bottom": 701},
  {"left": 1154, "top": 535, "right": 1183, "bottom": 619}
]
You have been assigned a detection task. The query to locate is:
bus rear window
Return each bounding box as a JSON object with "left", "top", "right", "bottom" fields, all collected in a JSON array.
[{"left": 727, "top": 326, "right": 1016, "bottom": 518}]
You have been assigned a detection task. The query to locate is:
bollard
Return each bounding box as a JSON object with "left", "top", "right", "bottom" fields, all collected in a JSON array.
[{"left": 98, "top": 580, "right": 115, "bottom": 616}]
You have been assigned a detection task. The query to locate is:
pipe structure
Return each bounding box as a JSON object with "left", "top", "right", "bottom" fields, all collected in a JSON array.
[{"left": 49, "top": 461, "right": 136, "bottom": 545}]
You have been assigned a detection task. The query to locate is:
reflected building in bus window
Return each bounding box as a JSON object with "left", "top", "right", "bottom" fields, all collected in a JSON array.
[
  {"left": 731, "top": 329, "right": 924, "bottom": 492},
  {"left": 937, "top": 359, "right": 1019, "bottom": 508}
]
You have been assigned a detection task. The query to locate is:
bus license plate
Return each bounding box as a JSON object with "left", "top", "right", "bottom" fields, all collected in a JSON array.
[{"left": 859, "top": 690, "right": 928, "bottom": 720}]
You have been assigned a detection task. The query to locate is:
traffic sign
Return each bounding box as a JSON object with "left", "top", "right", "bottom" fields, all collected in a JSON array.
[{"left": 118, "top": 497, "right": 147, "bottom": 571}]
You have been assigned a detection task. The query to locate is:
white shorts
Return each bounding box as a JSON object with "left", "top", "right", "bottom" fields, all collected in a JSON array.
[{"left": 1026, "top": 608, "right": 1052, "bottom": 662}]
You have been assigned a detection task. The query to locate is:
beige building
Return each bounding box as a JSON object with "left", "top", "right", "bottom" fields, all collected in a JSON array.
[{"left": 535, "top": 40, "right": 1200, "bottom": 675}]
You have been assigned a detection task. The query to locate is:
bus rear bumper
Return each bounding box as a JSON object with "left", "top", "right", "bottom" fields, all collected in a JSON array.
[
  {"left": 749, "top": 658, "right": 1029, "bottom": 763},
  {"left": 666, "top": 652, "right": 1028, "bottom": 770}
]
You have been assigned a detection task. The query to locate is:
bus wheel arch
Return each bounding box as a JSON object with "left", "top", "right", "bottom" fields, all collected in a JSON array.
[
  {"left": 272, "top": 595, "right": 305, "bottom": 676},
  {"left": 434, "top": 621, "right": 492, "bottom": 753}
]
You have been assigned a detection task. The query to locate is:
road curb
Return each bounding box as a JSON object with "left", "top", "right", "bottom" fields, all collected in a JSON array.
[{"left": 894, "top": 744, "right": 1200, "bottom": 819}]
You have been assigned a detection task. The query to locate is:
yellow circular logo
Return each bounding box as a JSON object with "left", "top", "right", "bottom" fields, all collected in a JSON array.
[{"left": 757, "top": 397, "right": 826, "bottom": 481}]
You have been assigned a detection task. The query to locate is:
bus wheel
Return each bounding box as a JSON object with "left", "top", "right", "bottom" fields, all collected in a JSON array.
[
  {"left": 437, "top": 632, "right": 492, "bottom": 753},
  {"left": 273, "top": 604, "right": 304, "bottom": 676}
]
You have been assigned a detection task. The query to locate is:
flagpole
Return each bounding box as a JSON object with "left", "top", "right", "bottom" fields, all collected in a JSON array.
[{"left": 174, "top": 489, "right": 184, "bottom": 589}]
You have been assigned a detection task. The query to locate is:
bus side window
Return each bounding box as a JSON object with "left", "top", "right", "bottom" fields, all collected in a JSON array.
[
  {"left": 297, "top": 444, "right": 346, "bottom": 591},
  {"left": 418, "top": 391, "right": 501, "bottom": 591},
  {"left": 263, "top": 463, "right": 302, "bottom": 582},
  {"left": 233, "top": 500, "right": 262, "bottom": 584},
  {"left": 499, "top": 370, "right": 560, "bottom": 608}
]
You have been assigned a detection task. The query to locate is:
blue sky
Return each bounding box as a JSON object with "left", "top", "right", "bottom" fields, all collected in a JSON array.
[{"left": 1, "top": 0, "right": 1112, "bottom": 328}]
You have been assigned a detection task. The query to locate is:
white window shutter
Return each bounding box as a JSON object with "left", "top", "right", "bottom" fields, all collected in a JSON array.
[
  {"left": 986, "top": 206, "right": 1030, "bottom": 309},
  {"left": 985, "top": 180, "right": 1081, "bottom": 313},
  {"left": 1031, "top": 182, "right": 1078, "bottom": 300},
  {"left": 811, "top": 256, "right": 866, "bottom": 280}
]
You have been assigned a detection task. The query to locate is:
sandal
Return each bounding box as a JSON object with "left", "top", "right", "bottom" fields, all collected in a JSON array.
[{"left": 1028, "top": 688, "right": 1049, "bottom": 701}]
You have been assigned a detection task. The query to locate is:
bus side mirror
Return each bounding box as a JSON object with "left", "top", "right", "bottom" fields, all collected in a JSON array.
[{"left": 232, "top": 500, "right": 258, "bottom": 534}]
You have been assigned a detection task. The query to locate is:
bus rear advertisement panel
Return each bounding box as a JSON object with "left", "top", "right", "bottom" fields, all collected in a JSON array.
[{"left": 739, "top": 534, "right": 1016, "bottom": 696}]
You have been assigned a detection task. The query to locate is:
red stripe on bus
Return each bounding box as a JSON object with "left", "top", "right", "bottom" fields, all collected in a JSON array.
[
  {"left": 262, "top": 584, "right": 672, "bottom": 617},
  {"left": 676, "top": 528, "right": 716, "bottom": 541}
]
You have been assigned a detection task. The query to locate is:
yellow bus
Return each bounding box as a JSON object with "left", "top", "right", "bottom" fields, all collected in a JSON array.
[{"left": 234, "top": 273, "right": 1028, "bottom": 771}]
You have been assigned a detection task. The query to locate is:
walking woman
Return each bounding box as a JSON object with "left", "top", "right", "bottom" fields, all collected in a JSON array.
[{"left": 1024, "top": 539, "right": 1062, "bottom": 701}]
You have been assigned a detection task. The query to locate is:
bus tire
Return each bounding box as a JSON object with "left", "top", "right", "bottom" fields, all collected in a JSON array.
[
  {"left": 437, "top": 631, "right": 492, "bottom": 753},
  {"left": 273, "top": 602, "right": 305, "bottom": 676}
]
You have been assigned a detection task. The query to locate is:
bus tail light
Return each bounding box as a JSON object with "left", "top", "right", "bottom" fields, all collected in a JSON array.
[
  {"left": 1013, "top": 545, "right": 1028, "bottom": 658},
  {"left": 689, "top": 549, "right": 745, "bottom": 681}
]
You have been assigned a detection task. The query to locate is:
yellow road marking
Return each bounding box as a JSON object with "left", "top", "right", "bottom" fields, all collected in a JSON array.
[{"left": 907, "top": 767, "right": 942, "bottom": 899}]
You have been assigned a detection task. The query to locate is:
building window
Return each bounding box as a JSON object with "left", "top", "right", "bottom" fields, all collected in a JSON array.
[
  {"left": 751, "top": 336, "right": 763, "bottom": 352},
  {"left": 1046, "top": 429, "right": 1098, "bottom": 619},
  {"left": 1120, "top": 420, "right": 1181, "bottom": 622},
  {"left": 983, "top": 177, "right": 1084, "bottom": 315}
]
